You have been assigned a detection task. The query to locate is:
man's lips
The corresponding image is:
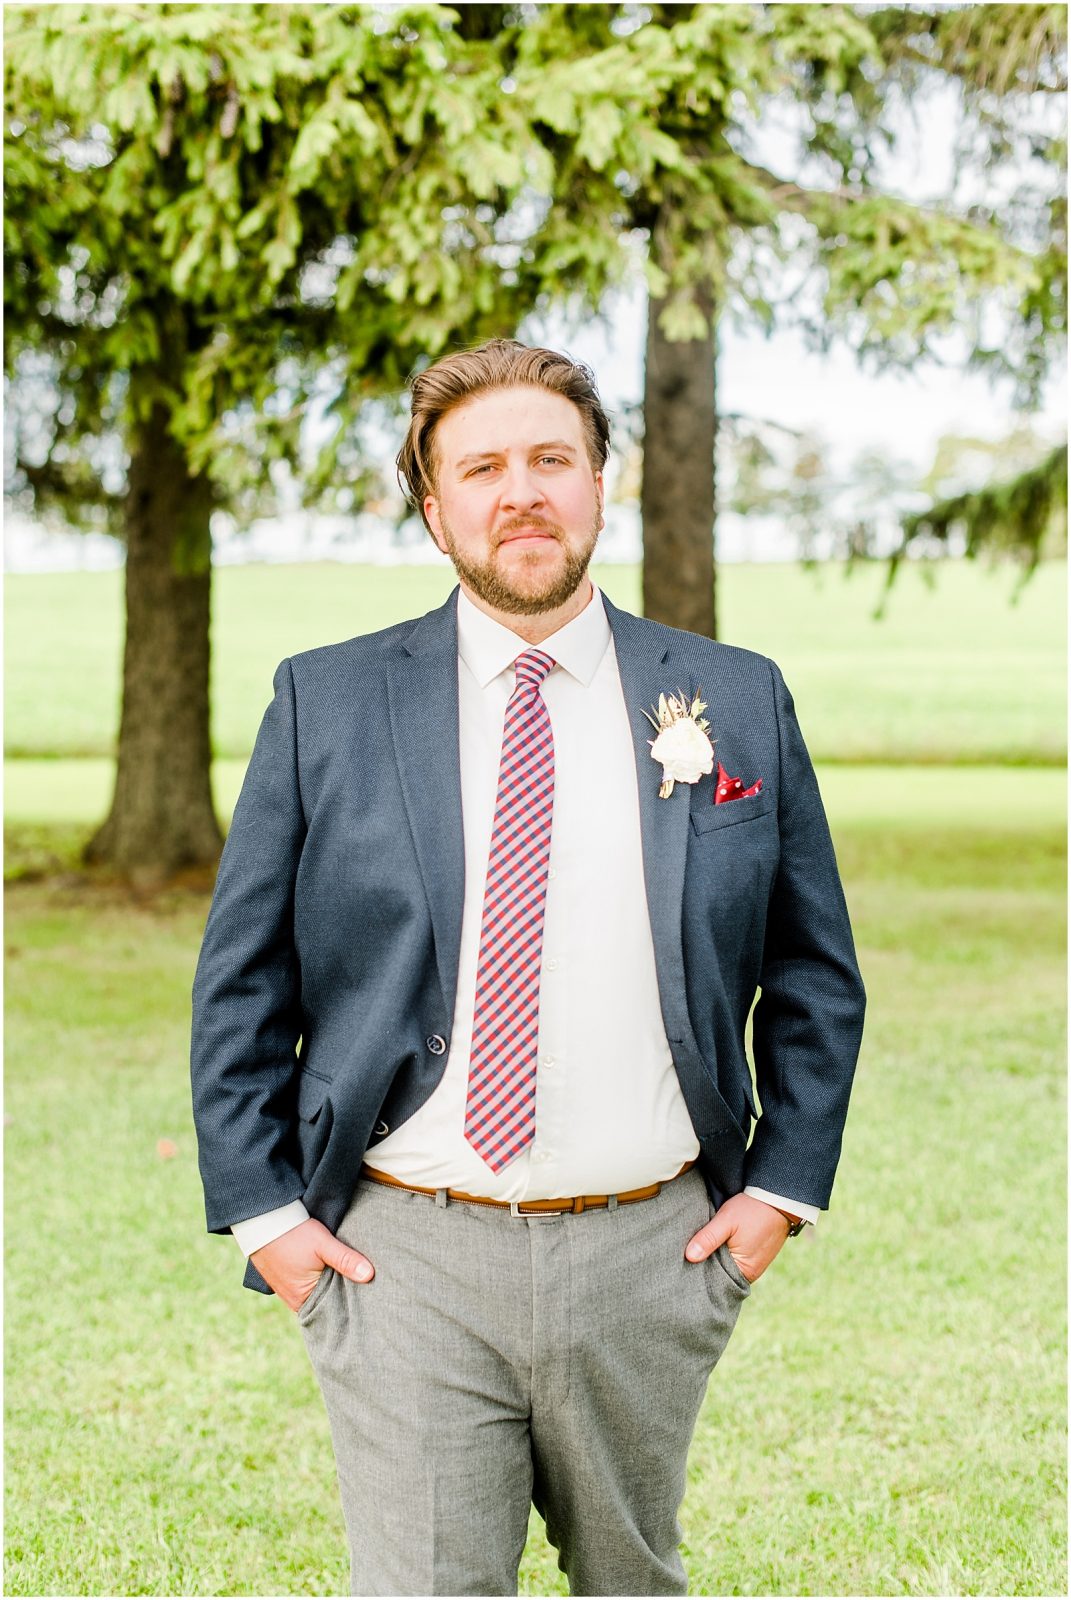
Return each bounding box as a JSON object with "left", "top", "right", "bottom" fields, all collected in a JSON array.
[{"left": 498, "top": 527, "right": 559, "bottom": 545}]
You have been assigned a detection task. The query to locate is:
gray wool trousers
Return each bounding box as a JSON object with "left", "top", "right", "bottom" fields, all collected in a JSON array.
[{"left": 298, "top": 1166, "right": 749, "bottom": 1597}]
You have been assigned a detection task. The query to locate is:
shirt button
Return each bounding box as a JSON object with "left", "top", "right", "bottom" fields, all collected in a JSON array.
[
  {"left": 426, "top": 1035, "right": 447, "bottom": 1055},
  {"left": 541, "top": 1055, "right": 555, "bottom": 1067},
  {"left": 533, "top": 1150, "right": 552, "bottom": 1163},
  {"left": 548, "top": 868, "right": 557, "bottom": 879},
  {"left": 545, "top": 959, "right": 558, "bottom": 972}
]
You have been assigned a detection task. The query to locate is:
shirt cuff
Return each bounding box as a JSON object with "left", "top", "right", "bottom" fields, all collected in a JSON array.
[
  {"left": 231, "top": 1200, "right": 311, "bottom": 1258},
  {"left": 743, "top": 1186, "right": 820, "bottom": 1228}
]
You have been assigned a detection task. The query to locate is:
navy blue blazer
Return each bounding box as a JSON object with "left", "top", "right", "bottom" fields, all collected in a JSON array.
[{"left": 191, "top": 588, "right": 865, "bottom": 1293}]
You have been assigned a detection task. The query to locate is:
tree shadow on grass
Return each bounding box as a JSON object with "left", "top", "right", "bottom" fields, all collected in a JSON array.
[{"left": 4, "top": 822, "right": 218, "bottom": 896}]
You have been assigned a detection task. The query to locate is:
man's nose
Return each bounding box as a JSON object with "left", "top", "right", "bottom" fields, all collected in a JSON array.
[{"left": 498, "top": 464, "right": 546, "bottom": 511}]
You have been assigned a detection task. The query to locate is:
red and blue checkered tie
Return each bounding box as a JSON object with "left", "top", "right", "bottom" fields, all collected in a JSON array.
[{"left": 464, "top": 648, "right": 556, "bottom": 1171}]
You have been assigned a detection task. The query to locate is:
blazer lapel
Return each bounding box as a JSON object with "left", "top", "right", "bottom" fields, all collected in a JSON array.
[
  {"left": 385, "top": 588, "right": 465, "bottom": 1020},
  {"left": 602, "top": 594, "right": 697, "bottom": 1050}
]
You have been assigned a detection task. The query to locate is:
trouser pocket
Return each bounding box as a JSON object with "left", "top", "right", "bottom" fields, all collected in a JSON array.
[{"left": 296, "top": 1265, "right": 336, "bottom": 1325}]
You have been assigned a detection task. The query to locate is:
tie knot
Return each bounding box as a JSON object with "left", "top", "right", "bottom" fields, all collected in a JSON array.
[{"left": 513, "top": 648, "right": 555, "bottom": 692}]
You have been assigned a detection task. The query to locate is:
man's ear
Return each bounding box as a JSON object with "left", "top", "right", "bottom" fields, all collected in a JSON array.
[
  {"left": 424, "top": 496, "right": 447, "bottom": 554},
  {"left": 595, "top": 471, "right": 606, "bottom": 531}
]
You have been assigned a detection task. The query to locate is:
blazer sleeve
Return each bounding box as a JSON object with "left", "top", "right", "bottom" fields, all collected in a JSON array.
[
  {"left": 744, "top": 659, "right": 866, "bottom": 1209},
  {"left": 190, "top": 659, "right": 308, "bottom": 1233}
]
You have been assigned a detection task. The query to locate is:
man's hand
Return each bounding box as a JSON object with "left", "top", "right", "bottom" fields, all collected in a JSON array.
[
  {"left": 251, "top": 1217, "right": 374, "bottom": 1312},
  {"left": 684, "top": 1192, "right": 794, "bottom": 1285}
]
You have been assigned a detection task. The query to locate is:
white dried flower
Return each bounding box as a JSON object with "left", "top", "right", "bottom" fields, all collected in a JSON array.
[{"left": 642, "top": 690, "right": 715, "bottom": 798}]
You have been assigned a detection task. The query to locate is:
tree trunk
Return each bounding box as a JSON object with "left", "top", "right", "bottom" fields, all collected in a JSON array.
[
  {"left": 640, "top": 286, "right": 719, "bottom": 639},
  {"left": 85, "top": 405, "right": 222, "bottom": 882}
]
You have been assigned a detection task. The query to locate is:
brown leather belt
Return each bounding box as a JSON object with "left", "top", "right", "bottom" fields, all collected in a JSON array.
[{"left": 360, "top": 1159, "right": 697, "bottom": 1215}]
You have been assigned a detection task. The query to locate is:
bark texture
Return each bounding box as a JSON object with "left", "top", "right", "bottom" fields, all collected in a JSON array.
[
  {"left": 86, "top": 406, "right": 222, "bottom": 880},
  {"left": 640, "top": 288, "right": 718, "bottom": 640}
]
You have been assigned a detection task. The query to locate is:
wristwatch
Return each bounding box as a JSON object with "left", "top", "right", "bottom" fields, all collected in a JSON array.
[{"left": 773, "top": 1207, "right": 807, "bottom": 1237}]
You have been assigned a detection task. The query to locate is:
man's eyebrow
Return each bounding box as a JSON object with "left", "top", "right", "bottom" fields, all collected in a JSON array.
[{"left": 454, "top": 440, "right": 578, "bottom": 468}]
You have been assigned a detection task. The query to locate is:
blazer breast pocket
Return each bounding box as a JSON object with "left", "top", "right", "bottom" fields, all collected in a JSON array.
[{"left": 690, "top": 791, "right": 775, "bottom": 836}]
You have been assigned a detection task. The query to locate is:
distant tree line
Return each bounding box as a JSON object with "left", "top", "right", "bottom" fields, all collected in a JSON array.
[{"left": 4, "top": 2, "right": 1065, "bottom": 879}]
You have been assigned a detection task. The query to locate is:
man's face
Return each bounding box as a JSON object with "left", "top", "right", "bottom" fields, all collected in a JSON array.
[{"left": 423, "top": 386, "right": 605, "bottom": 616}]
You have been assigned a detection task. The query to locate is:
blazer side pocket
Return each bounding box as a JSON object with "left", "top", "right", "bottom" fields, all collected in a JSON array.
[{"left": 297, "top": 1070, "right": 330, "bottom": 1124}]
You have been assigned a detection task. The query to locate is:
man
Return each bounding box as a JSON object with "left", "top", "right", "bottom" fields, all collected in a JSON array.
[{"left": 191, "top": 339, "right": 865, "bottom": 1597}]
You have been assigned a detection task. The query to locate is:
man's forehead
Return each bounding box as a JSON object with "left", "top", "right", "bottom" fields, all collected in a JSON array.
[{"left": 437, "top": 387, "right": 585, "bottom": 457}]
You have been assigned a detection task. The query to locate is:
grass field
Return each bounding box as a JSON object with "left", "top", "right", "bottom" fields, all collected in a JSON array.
[
  {"left": 4, "top": 782, "right": 1065, "bottom": 1596},
  {"left": 4, "top": 556, "right": 1066, "bottom": 1594},
  {"left": 4, "top": 558, "right": 1066, "bottom": 765}
]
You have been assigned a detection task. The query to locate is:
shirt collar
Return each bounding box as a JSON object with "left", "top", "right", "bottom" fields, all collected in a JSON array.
[{"left": 456, "top": 581, "right": 611, "bottom": 689}]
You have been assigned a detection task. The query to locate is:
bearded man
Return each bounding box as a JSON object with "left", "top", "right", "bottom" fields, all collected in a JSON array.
[{"left": 191, "top": 338, "right": 865, "bottom": 1597}]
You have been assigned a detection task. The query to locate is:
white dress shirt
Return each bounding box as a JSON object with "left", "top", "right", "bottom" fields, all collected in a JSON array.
[{"left": 233, "top": 584, "right": 817, "bottom": 1255}]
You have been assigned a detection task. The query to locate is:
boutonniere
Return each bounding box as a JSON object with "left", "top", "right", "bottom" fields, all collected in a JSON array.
[{"left": 642, "top": 690, "right": 715, "bottom": 799}]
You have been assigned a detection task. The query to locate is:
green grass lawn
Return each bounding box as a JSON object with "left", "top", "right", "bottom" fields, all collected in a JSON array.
[
  {"left": 4, "top": 779, "right": 1065, "bottom": 1596},
  {"left": 4, "top": 555, "right": 1066, "bottom": 1592},
  {"left": 5, "top": 558, "right": 1066, "bottom": 764}
]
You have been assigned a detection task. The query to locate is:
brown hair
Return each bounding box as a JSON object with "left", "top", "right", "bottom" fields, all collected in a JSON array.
[{"left": 396, "top": 338, "right": 611, "bottom": 530}]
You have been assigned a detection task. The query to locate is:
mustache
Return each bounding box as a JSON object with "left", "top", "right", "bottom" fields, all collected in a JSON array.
[{"left": 495, "top": 517, "right": 563, "bottom": 544}]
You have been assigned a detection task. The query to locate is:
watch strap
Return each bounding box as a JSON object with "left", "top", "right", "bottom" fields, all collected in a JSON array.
[{"left": 773, "top": 1207, "right": 806, "bottom": 1237}]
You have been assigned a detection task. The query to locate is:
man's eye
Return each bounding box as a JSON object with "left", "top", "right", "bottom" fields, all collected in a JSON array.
[{"left": 538, "top": 456, "right": 566, "bottom": 466}]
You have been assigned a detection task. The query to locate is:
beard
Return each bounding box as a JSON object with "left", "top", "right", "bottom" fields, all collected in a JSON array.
[{"left": 436, "top": 509, "right": 602, "bottom": 616}]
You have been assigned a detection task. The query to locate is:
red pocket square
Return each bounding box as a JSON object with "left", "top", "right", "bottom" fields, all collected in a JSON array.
[{"left": 713, "top": 760, "right": 763, "bottom": 805}]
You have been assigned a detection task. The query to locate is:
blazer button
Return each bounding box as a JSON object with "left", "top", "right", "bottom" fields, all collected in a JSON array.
[
  {"left": 374, "top": 1120, "right": 389, "bottom": 1137},
  {"left": 426, "top": 1035, "right": 447, "bottom": 1055}
]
